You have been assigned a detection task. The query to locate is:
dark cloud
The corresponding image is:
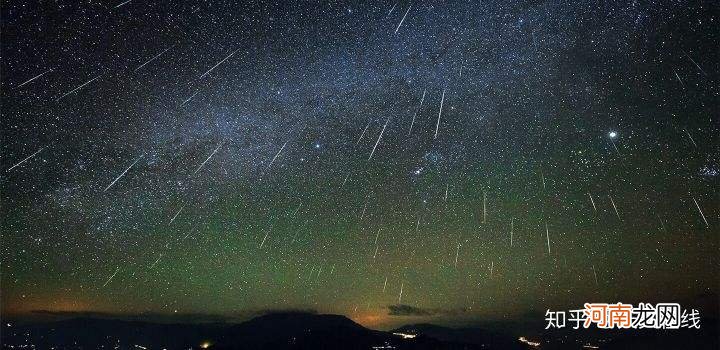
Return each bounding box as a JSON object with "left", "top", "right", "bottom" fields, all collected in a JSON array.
[
  {"left": 387, "top": 304, "right": 434, "bottom": 316},
  {"left": 386, "top": 305, "right": 472, "bottom": 317}
]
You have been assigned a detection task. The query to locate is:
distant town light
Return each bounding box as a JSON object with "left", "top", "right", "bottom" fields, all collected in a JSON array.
[
  {"left": 518, "top": 336, "right": 540, "bottom": 347},
  {"left": 392, "top": 332, "right": 417, "bottom": 339}
]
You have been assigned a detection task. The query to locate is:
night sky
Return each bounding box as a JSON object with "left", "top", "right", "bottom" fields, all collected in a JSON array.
[{"left": 1, "top": 0, "right": 717, "bottom": 329}]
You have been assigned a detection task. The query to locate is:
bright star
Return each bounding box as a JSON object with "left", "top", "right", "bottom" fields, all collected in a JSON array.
[{"left": 609, "top": 131, "right": 617, "bottom": 138}]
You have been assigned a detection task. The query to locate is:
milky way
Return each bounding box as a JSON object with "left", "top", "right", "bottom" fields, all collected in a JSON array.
[{"left": 1, "top": 0, "right": 717, "bottom": 328}]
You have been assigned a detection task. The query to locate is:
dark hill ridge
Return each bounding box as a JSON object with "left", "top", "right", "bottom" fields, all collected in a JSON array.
[
  {"left": 4, "top": 313, "right": 716, "bottom": 349},
  {"left": 1, "top": 312, "right": 487, "bottom": 349},
  {"left": 214, "top": 312, "right": 393, "bottom": 349},
  {"left": 236, "top": 311, "right": 367, "bottom": 332}
]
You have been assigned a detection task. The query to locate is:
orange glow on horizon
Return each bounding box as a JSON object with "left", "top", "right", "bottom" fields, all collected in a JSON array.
[
  {"left": 2, "top": 297, "right": 94, "bottom": 315},
  {"left": 350, "top": 311, "right": 387, "bottom": 328}
]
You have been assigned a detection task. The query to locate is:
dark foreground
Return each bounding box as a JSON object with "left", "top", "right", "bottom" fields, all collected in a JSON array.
[{"left": 1, "top": 312, "right": 717, "bottom": 349}]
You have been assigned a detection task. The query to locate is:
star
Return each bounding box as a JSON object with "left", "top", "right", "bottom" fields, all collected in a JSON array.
[{"left": 0, "top": 0, "right": 714, "bottom": 339}]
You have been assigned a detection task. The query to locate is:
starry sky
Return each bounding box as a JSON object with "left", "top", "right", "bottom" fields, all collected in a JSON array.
[{"left": 1, "top": 0, "right": 718, "bottom": 329}]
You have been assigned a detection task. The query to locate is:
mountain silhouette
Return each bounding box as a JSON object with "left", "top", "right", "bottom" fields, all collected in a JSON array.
[
  {"left": 212, "top": 312, "right": 391, "bottom": 349},
  {"left": 1, "top": 312, "right": 490, "bottom": 349},
  {"left": 5, "top": 312, "right": 717, "bottom": 349}
]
